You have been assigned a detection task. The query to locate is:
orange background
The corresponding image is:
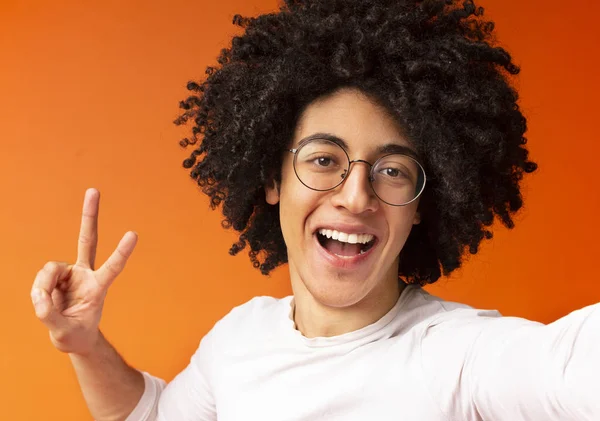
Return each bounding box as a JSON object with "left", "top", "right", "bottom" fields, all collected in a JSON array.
[{"left": 1, "top": 0, "right": 599, "bottom": 419}]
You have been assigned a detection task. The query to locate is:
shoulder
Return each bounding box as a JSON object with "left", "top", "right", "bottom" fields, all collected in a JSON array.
[
  {"left": 396, "top": 284, "right": 502, "bottom": 332},
  {"left": 414, "top": 287, "right": 545, "bottom": 381},
  {"left": 206, "top": 295, "right": 290, "bottom": 346},
  {"left": 189, "top": 295, "right": 288, "bottom": 366},
  {"left": 410, "top": 288, "right": 511, "bottom": 417},
  {"left": 185, "top": 296, "right": 287, "bottom": 381},
  {"left": 406, "top": 284, "right": 503, "bottom": 325},
  {"left": 223, "top": 295, "right": 288, "bottom": 323}
]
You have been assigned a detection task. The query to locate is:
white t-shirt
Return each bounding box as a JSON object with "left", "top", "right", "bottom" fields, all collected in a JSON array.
[{"left": 126, "top": 284, "right": 599, "bottom": 421}]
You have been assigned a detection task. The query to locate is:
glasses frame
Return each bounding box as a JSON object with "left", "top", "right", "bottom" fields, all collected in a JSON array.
[{"left": 288, "top": 138, "right": 427, "bottom": 207}]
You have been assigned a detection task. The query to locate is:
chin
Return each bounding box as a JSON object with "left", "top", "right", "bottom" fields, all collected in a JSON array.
[{"left": 302, "top": 272, "right": 374, "bottom": 309}]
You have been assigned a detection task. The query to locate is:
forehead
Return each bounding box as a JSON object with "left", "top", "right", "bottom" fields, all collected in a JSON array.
[{"left": 293, "top": 88, "right": 412, "bottom": 152}]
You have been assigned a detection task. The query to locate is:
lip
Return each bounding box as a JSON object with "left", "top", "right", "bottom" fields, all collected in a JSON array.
[{"left": 313, "top": 231, "right": 378, "bottom": 270}]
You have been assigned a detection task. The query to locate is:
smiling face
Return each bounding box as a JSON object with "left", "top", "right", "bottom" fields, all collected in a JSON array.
[{"left": 266, "top": 87, "right": 422, "bottom": 313}]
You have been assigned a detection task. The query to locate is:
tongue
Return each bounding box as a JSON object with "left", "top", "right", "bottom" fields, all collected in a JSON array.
[{"left": 323, "top": 238, "right": 362, "bottom": 256}]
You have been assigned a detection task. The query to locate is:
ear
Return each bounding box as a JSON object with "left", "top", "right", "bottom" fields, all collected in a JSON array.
[
  {"left": 265, "top": 179, "right": 280, "bottom": 205},
  {"left": 413, "top": 211, "right": 421, "bottom": 225}
]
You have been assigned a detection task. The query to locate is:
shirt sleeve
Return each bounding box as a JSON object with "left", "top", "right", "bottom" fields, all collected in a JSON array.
[
  {"left": 124, "top": 371, "right": 167, "bottom": 421},
  {"left": 124, "top": 329, "right": 218, "bottom": 421},
  {"left": 420, "top": 302, "right": 600, "bottom": 421}
]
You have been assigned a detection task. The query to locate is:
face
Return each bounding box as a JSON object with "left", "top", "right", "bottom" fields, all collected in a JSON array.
[{"left": 266, "top": 88, "right": 422, "bottom": 309}]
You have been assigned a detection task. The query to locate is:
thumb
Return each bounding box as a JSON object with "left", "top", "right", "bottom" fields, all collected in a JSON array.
[{"left": 31, "top": 288, "right": 65, "bottom": 332}]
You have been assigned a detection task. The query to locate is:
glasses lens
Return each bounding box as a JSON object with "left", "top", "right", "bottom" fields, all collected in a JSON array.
[
  {"left": 372, "top": 154, "right": 425, "bottom": 205},
  {"left": 294, "top": 139, "right": 348, "bottom": 191}
]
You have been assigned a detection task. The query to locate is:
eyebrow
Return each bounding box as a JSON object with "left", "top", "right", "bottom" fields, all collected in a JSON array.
[{"left": 298, "top": 132, "right": 420, "bottom": 160}]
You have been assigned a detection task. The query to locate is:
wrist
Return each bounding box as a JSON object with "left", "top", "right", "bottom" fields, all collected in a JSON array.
[{"left": 67, "top": 328, "right": 105, "bottom": 360}]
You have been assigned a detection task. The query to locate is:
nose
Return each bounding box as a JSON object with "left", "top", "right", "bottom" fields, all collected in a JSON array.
[{"left": 330, "top": 160, "right": 379, "bottom": 214}]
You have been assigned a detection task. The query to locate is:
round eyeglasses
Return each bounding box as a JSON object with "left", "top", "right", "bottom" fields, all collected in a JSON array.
[{"left": 288, "top": 138, "right": 426, "bottom": 206}]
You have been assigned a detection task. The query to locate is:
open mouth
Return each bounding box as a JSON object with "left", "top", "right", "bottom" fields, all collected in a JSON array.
[{"left": 316, "top": 228, "right": 376, "bottom": 257}]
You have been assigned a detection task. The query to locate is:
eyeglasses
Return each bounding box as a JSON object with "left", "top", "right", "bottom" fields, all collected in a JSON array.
[{"left": 288, "top": 138, "right": 426, "bottom": 206}]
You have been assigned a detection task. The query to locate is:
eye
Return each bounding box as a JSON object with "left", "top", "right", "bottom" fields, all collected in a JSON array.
[
  {"left": 379, "top": 167, "right": 405, "bottom": 178},
  {"left": 300, "top": 150, "right": 342, "bottom": 173},
  {"left": 313, "top": 156, "right": 333, "bottom": 167}
]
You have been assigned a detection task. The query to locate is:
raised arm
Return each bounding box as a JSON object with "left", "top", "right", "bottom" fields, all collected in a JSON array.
[
  {"left": 468, "top": 303, "right": 600, "bottom": 420},
  {"left": 420, "top": 303, "right": 600, "bottom": 421},
  {"left": 30, "top": 188, "right": 153, "bottom": 421}
]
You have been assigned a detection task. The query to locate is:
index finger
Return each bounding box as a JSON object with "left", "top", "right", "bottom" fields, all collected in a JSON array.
[{"left": 76, "top": 188, "right": 100, "bottom": 269}]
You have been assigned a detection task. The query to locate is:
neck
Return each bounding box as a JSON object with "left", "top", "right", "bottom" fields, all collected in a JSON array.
[{"left": 290, "top": 273, "right": 405, "bottom": 338}]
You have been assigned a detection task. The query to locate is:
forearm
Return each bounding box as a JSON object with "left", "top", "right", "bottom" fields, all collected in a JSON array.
[{"left": 69, "top": 330, "right": 145, "bottom": 421}]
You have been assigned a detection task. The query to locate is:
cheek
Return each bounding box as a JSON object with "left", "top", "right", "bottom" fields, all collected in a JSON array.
[
  {"left": 280, "top": 158, "right": 325, "bottom": 208},
  {"left": 387, "top": 208, "right": 419, "bottom": 247},
  {"left": 278, "top": 169, "right": 322, "bottom": 243},
  {"left": 280, "top": 187, "right": 321, "bottom": 224}
]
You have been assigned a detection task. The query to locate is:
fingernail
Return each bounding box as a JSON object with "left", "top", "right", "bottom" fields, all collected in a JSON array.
[{"left": 31, "top": 288, "right": 42, "bottom": 304}]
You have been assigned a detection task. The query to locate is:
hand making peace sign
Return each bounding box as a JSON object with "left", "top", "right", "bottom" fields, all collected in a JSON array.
[{"left": 30, "top": 188, "right": 138, "bottom": 356}]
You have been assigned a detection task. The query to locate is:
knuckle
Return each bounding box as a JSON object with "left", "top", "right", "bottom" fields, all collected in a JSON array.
[
  {"left": 78, "top": 233, "right": 96, "bottom": 244},
  {"left": 105, "top": 260, "right": 120, "bottom": 275},
  {"left": 50, "top": 329, "right": 68, "bottom": 343},
  {"left": 43, "top": 261, "right": 58, "bottom": 272},
  {"left": 116, "top": 247, "right": 126, "bottom": 257},
  {"left": 33, "top": 303, "right": 48, "bottom": 321}
]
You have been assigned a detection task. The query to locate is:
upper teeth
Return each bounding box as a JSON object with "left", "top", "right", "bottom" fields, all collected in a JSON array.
[{"left": 318, "top": 229, "right": 374, "bottom": 244}]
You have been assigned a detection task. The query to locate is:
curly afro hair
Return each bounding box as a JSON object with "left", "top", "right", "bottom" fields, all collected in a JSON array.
[{"left": 174, "top": 0, "right": 537, "bottom": 285}]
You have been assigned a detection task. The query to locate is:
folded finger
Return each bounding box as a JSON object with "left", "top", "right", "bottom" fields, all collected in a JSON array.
[
  {"left": 31, "top": 288, "right": 65, "bottom": 330},
  {"left": 32, "top": 261, "right": 72, "bottom": 294},
  {"left": 31, "top": 262, "right": 71, "bottom": 330}
]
